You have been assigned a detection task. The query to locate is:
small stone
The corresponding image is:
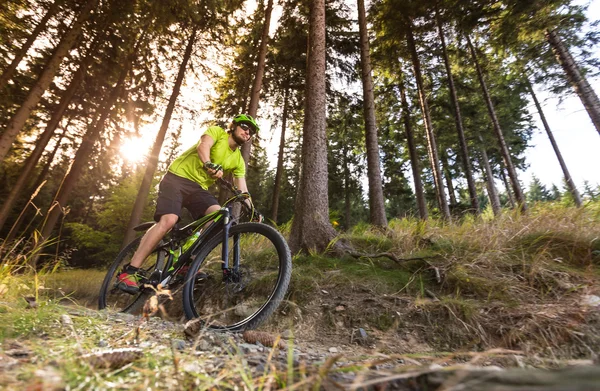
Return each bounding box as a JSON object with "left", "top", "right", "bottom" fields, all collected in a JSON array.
[
  {"left": 60, "top": 314, "right": 73, "bottom": 327},
  {"left": 98, "top": 340, "right": 109, "bottom": 348},
  {"left": 358, "top": 328, "right": 368, "bottom": 339},
  {"left": 172, "top": 339, "right": 186, "bottom": 350},
  {"left": 329, "top": 347, "right": 339, "bottom": 353},
  {"left": 196, "top": 340, "right": 213, "bottom": 351},
  {"left": 581, "top": 295, "right": 600, "bottom": 307},
  {"left": 239, "top": 343, "right": 260, "bottom": 353},
  {"left": 335, "top": 305, "right": 345, "bottom": 312}
]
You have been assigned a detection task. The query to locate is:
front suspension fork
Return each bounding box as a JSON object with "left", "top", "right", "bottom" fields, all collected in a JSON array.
[{"left": 221, "top": 208, "right": 241, "bottom": 282}]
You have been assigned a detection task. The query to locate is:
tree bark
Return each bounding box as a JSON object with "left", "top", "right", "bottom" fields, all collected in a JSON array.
[
  {"left": 399, "top": 78, "right": 428, "bottom": 220},
  {"left": 466, "top": 35, "right": 527, "bottom": 212},
  {"left": 546, "top": 29, "right": 600, "bottom": 136},
  {"left": 270, "top": 77, "right": 290, "bottom": 223},
  {"left": 0, "top": 0, "right": 98, "bottom": 163},
  {"left": 0, "top": 0, "right": 60, "bottom": 91},
  {"left": 500, "top": 167, "right": 516, "bottom": 208},
  {"left": 435, "top": 8, "right": 479, "bottom": 214},
  {"left": 476, "top": 131, "right": 501, "bottom": 216},
  {"left": 527, "top": 80, "right": 582, "bottom": 207},
  {"left": 0, "top": 43, "right": 96, "bottom": 231},
  {"left": 242, "top": 0, "right": 274, "bottom": 165},
  {"left": 343, "top": 143, "right": 351, "bottom": 230},
  {"left": 406, "top": 20, "right": 450, "bottom": 219},
  {"left": 357, "top": 0, "right": 387, "bottom": 227},
  {"left": 122, "top": 26, "right": 198, "bottom": 247},
  {"left": 441, "top": 153, "right": 457, "bottom": 208},
  {"left": 288, "top": 0, "right": 339, "bottom": 254}
]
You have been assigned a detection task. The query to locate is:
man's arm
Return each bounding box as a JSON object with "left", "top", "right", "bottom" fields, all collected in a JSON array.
[
  {"left": 233, "top": 177, "right": 249, "bottom": 193},
  {"left": 197, "top": 135, "right": 222, "bottom": 179},
  {"left": 197, "top": 134, "right": 214, "bottom": 163}
]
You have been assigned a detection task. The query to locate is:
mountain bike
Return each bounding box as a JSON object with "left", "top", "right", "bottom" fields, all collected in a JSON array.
[{"left": 98, "top": 179, "right": 292, "bottom": 331}]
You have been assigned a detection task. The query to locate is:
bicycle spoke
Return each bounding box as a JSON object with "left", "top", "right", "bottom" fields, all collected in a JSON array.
[{"left": 183, "top": 223, "right": 291, "bottom": 331}]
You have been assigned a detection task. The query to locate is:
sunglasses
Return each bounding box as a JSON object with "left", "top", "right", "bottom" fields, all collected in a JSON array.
[{"left": 239, "top": 123, "right": 255, "bottom": 136}]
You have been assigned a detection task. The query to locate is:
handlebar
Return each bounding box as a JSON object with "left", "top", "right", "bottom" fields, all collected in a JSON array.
[{"left": 216, "top": 178, "right": 263, "bottom": 222}]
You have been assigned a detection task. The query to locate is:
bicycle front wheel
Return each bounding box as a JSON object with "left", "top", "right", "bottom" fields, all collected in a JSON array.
[
  {"left": 98, "top": 236, "right": 165, "bottom": 314},
  {"left": 182, "top": 222, "right": 292, "bottom": 331}
]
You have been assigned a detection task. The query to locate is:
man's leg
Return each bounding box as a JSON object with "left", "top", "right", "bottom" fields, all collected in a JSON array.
[{"left": 129, "top": 213, "right": 179, "bottom": 268}]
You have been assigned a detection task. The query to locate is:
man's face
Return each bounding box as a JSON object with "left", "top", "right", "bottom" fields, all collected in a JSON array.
[{"left": 231, "top": 123, "right": 254, "bottom": 145}]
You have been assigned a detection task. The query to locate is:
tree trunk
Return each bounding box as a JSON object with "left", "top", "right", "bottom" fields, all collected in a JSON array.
[
  {"left": 288, "top": 0, "right": 339, "bottom": 254},
  {"left": 0, "top": 0, "right": 98, "bottom": 163},
  {"left": 466, "top": 35, "right": 527, "bottom": 212},
  {"left": 0, "top": 44, "right": 96, "bottom": 231},
  {"left": 122, "top": 26, "right": 198, "bottom": 247},
  {"left": 0, "top": 0, "right": 60, "bottom": 91},
  {"left": 500, "top": 167, "right": 516, "bottom": 208},
  {"left": 399, "top": 77, "right": 428, "bottom": 220},
  {"left": 270, "top": 77, "right": 290, "bottom": 223},
  {"left": 357, "top": 0, "right": 387, "bottom": 228},
  {"left": 527, "top": 80, "right": 582, "bottom": 207},
  {"left": 441, "top": 153, "right": 457, "bottom": 208},
  {"left": 546, "top": 29, "right": 600, "bottom": 136},
  {"left": 476, "top": 131, "right": 501, "bottom": 216},
  {"left": 435, "top": 8, "right": 479, "bottom": 214},
  {"left": 241, "top": 0, "right": 274, "bottom": 165},
  {"left": 37, "top": 62, "right": 129, "bottom": 254},
  {"left": 343, "top": 144, "right": 351, "bottom": 230},
  {"left": 406, "top": 20, "right": 450, "bottom": 219}
]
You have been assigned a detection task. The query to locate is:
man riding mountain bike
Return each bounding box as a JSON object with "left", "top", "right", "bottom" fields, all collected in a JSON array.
[{"left": 117, "top": 114, "right": 260, "bottom": 294}]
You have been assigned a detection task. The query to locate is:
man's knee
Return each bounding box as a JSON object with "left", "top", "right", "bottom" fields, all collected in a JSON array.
[
  {"left": 204, "top": 205, "right": 221, "bottom": 215},
  {"left": 156, "top": 214, "right": 178, "bottom": 231}
]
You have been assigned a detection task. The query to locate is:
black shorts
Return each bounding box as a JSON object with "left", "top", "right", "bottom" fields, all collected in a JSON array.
[{"left": 154, "top": 172, "right": 219, "bottom": 221}]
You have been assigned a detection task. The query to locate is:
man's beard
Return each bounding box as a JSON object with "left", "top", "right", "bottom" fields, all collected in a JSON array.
[{"left": 232, "top": 132, "right": 247, "bottom": 146}]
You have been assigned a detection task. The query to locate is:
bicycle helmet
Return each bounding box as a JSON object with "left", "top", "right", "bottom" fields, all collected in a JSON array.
[{"left": 232, "top": 114, "right": 259, "bottom": 135}]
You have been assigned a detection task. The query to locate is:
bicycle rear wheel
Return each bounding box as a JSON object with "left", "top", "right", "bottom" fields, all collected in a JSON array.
[
  {"left": 182, "top": 222, "right": 292, "bottom": 331},
  {"left": 98, "top": 236, "right": 165, "bottom": 314}
]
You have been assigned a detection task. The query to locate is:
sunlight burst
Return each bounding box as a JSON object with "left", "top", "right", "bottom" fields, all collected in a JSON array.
[{"left": 120, "top": 137, "right": 149, "bottom": 163}]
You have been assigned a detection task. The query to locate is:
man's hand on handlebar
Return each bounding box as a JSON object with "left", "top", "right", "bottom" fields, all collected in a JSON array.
[{"left": 204, "top": 161, "right": 223, "bottom": 179}]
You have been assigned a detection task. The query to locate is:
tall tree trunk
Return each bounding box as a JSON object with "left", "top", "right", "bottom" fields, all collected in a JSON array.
[
  {"left": 0, "top": 0, "right": 60, "bottom": 91},
  {"left": 441, "top": 153, "right": 457, "bottom": 207},
  {"left": 399, "top": 77, "right": 428, "bottom": 220},
  {"left": 122, "top": 26, "right": 198, "bottom": 247},
  {"left": 343, "top": 143, "right": 351, "bottom": 230},
  {"left": 357, "top": 0, "right": 387, "bottom": 228},
  {"left": 0, "top": 0, "right": 98, "bottom": 163},
  {"left": 500, "top": 167, "right": 516, "bottom": 208},
  {"left": 0, "top": 43, "right": 96, "bottom": 231},
  {"left": 435, "top": 8, "right": 479, "bottom": 214},
  {"left": 37, "top": 62, "right": 129, "bottom": 253},
  {"left": 289, "top": 0, "right": 338, "bottom": 254},
  {"left": 476, "top": 131, "right": 501, "bottom": 216},
  {"left": 527, "top": 80, "right": 582, "bottom": 207},
  {"left": 466, "top": 35, "right": 527, "bottom": 212},
  {"left": 270, "top": 77, "right": 290, "bottom": 223},
  {"left": 406, "top": 20, "right": 450, "bottom": 219},
  {"left": 546, "top": 29, "right": 600, "bottom": 135},
  {"left": 241, "top": 0, "right": 274, "bottom": 165}
]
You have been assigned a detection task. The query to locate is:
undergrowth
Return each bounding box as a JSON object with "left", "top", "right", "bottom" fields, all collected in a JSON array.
[{"left": 1, "top": 203, "right": 599, "bottom": 389}]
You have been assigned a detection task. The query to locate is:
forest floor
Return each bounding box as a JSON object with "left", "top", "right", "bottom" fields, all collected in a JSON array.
[
  {"left": 2, "top": 206, "right": 600, "bottom": 389},
  {"left": 1, "top": 269, "right": 599, "bottom": 390}
]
